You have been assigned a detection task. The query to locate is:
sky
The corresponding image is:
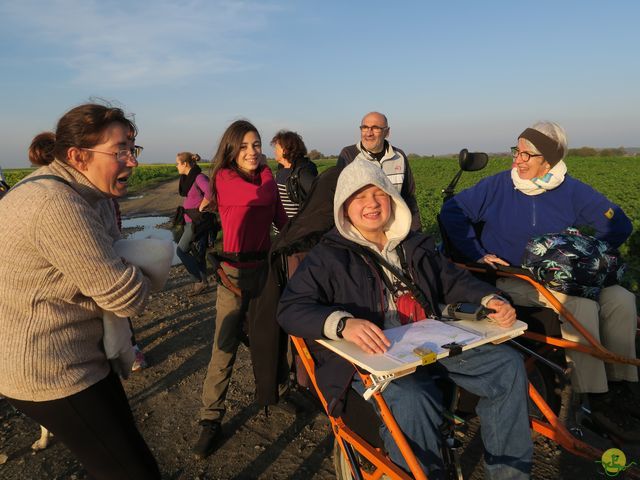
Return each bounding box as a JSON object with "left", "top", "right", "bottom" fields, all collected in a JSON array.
[{"left": 1, "top": 0, "right": 639, "bottom": 167}]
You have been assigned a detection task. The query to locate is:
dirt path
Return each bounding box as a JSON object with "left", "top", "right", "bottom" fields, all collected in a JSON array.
[
  {"left": 119, "top": 178, "right": 182, "bottom": 217},
  {"left": 0, "top": 180, "right": 633, "bottom": 479}
]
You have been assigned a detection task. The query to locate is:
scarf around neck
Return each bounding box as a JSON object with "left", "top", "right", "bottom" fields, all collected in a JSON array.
[
  {"left": 178, "top": 164, "right": 202, "bottom": 197},
  {"left": 511, "top": 160, "right": 567, "bottom": 196}
]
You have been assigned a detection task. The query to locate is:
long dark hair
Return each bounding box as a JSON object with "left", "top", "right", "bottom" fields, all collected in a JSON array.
[
  {"left": 29, "top": 103, "right": 137, "bottom": 166},
  {"left": 209, "top": 120, "right": 261, "bottom": 209}
]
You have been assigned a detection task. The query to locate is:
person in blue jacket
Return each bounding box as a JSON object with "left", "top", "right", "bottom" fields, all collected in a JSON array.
[
  {"left": 440, "top": 121, "right": 639, "bottom": 441},
  {"left": 278, "top": 159, "right": 532, "bottom": 479}
]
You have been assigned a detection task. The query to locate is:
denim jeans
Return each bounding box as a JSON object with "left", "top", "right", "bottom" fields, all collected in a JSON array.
[
  {"left": 176, "top": 222, "right": 207, "bottom": 282},
  {"left": 352, "top": 343, "right": 532, "bottom": 480}
]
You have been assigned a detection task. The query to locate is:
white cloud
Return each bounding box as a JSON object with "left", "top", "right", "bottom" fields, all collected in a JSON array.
[{"left": 1, "top": 0, "right": 279, "bottom": 87}]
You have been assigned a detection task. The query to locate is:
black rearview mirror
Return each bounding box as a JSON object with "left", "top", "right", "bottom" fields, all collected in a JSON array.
[{"left": 458, "top": 149, "right": 489, "bottom": 172}]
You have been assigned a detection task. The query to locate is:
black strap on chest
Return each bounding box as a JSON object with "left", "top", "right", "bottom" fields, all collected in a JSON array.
[{"left": 343, "top": 242, "right": 433, "bottom": 316}]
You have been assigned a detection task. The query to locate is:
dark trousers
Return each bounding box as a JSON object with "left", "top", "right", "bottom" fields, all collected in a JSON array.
[
  {"left": 177, "top": 222, "right": 208, "bottom": 282},
  {"left": 8, "top": 371, "right": 160, "bottom": 480}
]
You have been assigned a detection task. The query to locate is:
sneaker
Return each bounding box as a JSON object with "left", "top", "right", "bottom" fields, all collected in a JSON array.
[
  {"left": 187, "top": 281, "right": 208, "bottom": 297},
  {"left": 131, "top": 345, "right": 147, "bottom": 372},
  {"left": 193, "top": 421, "right": 222, "bottom": 459}
]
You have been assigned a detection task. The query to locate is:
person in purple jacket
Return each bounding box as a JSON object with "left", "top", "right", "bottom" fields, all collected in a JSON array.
[
  {"left": 175, "top": 151, "right": 212, "bottom": 296},
  {"left": 440, "top": 121, "right": 639, "bottom": 441}
]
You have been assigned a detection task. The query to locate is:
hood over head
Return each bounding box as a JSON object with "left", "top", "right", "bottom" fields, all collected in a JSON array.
[{"left": 333, "top": 158, "right": 412, "bottom": 249}]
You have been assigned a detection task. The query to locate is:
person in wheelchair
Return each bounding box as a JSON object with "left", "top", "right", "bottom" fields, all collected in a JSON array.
[
  {"left": 439, "top": 121, "right": 640, "bottom": 441},
  {"left": 278, "top": 159, "right": 533, "bottom": 479}
]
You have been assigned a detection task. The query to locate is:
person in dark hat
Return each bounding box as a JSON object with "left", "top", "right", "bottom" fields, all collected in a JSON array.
[{"left": 440, "top": 121, "right": 639, "bottom": 441}]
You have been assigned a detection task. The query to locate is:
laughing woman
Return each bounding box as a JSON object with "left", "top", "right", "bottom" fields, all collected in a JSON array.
[
  {"left": 0, "top": 103, "right": 160, "bottom": 479},
  {"left": 440, "top": 121, "right": 639, "bottom": 441},
  {"left": 193, "top": 120, "right": 288, "bottom": 459}
]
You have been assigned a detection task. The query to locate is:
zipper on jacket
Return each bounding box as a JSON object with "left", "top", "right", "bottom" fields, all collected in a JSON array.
[
  {"left": 361, "top": 255, "right": 388, "bottom": 317},
  {"left": 532, "top": 198, "right": 537, "bottom": 227}
]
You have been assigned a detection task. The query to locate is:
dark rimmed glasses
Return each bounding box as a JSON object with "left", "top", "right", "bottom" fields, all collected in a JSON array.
[
  {"left": 511, "top": 146, "right": 542, "bottom": 162},
  {"left": 82, "top": 145, "right": 143, "bottom": 162},
  {"left": 359, "top": 125, "right": 388, "bottom": 133}
]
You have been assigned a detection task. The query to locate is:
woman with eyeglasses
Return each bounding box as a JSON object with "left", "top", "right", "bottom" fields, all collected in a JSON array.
[
  {"left": 0, "top": 103, "right": 161, "bottom": 478},
  {"left": 193, "top": 120, "right": 287, "bottom": 459},
  {"left": 440, "top": 121, "right": 639, "bottom": 441}
]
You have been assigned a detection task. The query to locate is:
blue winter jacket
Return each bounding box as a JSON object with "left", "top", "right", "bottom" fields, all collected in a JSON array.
[
  {"left": 277, "top": 228, "right": 496, "bottom": 415},
  {"left": 439, "top": 170, "right": 632, "bottom": 266}
]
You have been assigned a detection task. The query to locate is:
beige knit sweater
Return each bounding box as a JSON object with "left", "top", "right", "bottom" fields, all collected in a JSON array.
[{"left": 0, "top": 160, "right": 150, "bottom": 401}]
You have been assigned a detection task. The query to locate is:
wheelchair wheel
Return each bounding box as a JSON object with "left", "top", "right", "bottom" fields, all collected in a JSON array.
[
  {"left": 527, "top": 360, "right": 562, "bottom": 419},
  {"left": 333, "top": 437, "right": 463, "bottom": 480},
  {"left": 438, "top": 428, "right": 464, "bottom": 480},
  {"left": 333, "top": 438, "right": 354, "bottom": 479},
  {"left": 333, "top": 438, "right": 392, "bottom": 480}
]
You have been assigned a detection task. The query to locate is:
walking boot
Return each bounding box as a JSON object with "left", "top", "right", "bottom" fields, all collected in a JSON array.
[{"left": 193, "top": 420, "right": 222, "bottom": 459}]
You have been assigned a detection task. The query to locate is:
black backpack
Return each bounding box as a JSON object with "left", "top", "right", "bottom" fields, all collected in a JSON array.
[{"left": 285, "top": 159, "right": 318, "bottom": 205}]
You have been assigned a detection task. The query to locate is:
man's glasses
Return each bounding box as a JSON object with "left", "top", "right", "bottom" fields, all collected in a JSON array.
[
  {"left": 82, "top": 145, "right": 144, "bottom": 162},
  {"left": 511, "top": 147, "right": 542, "bottom": 162},
  {"left": 359, "top": 125, "right": 387, "bottom": 133}
]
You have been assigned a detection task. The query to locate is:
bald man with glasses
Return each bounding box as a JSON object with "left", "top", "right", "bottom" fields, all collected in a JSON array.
[{"left": 337, "top": 111, "right": 421, "bottom": 230}]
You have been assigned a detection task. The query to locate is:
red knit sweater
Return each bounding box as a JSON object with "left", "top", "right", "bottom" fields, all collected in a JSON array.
[{"left": 216, "top": 165, "right": 287, "bottom": 266}]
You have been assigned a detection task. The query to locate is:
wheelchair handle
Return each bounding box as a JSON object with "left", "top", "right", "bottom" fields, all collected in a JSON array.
[{"left": 508, "top": 339, "right": 571, "bottom": 378}]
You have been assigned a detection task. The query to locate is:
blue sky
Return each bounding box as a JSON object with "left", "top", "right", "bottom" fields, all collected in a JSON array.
[{"left": 1, "top": 0, "right": 639, "bottom": 167}]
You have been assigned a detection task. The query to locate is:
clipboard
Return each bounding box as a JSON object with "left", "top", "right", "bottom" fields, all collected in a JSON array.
[{"left": 317, "top": 317, "right": 527, "bottom": 399}]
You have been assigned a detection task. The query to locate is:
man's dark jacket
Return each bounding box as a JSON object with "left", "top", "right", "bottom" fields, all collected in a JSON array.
[
  {"left": 337, "top": 143, "right": 421, "bottom": 231},
  {"left": 247, "top": 167, "right": 341, "bottom": 406},
  {"left": 277, "top": 228, "right": 497, "bottom": 415}
]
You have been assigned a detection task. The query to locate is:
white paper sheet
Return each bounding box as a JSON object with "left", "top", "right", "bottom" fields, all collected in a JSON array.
[{"left": 383, "top": 319, "right": 483, "bottom": 363}]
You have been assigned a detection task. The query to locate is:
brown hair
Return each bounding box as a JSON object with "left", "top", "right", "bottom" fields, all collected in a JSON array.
[
  {"left": 209, "top": 120, "right": 261, "bottom": 209},
  {"left": 270, "top": 130, "right": 307, "bottom": 167},
  {"left": 28, "top": 103, "right": 137, "bottom": 166},
  {"left": 176, "top": 151, "right": 201, "bottom": 167}
]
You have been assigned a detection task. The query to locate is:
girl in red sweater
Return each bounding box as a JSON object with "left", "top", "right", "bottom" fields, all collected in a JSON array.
[{"left": 194, "top": 120, "right": 287, "bottom": 459}]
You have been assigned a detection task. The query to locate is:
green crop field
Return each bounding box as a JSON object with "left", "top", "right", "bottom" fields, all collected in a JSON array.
[
  {"left": 3, "top": 163, "right": 194, "bottom": 194},
  {"left": 4, "top": 156, "right": 638, "bottom": 291}
]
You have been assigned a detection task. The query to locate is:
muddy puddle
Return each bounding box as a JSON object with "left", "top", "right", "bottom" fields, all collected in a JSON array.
[{"left": 121, "top": 216, "right": 180, "bottom": 265}]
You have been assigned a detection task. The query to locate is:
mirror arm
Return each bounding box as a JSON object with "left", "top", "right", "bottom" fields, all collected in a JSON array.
[{"left": 442, "top": 169, "right": 463, "bottom": 201}]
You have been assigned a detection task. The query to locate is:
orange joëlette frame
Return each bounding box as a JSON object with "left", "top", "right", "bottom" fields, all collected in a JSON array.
[
  {"left": 460, "top": 266, "right": 640, "bottom": 367},
  {"left": 291, "top": 334, "right": 640, "bottom": 479},
  {"left": 288, "top": 261, "right": 640, "bottom": 478},
  {"left": 290, "top": 335, "right": 427, "bottom": 480}
]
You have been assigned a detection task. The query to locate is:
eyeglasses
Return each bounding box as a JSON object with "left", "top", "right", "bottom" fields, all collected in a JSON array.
[
  {"left": 359, "top": 125, "right": 387, "bottom": 133},
  {"left": 82, "top": 145, "right": 143, "bottom": 162},
  {"left": 511, "top": 147, "right": 542, "bottom": 162}
]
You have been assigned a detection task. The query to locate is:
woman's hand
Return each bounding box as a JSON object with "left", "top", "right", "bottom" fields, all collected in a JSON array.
[
  {"left": 198, "top": 198, "right": 211, "bottom": 212},
  {"left": 486, "top": 298, "right": 516, "bottom": 328},
  {"left": 478, "top": 253, "right": 510, "bottom": 269},
  {"left": 342, "top": 318, "right": 391, "bottom": 354}
]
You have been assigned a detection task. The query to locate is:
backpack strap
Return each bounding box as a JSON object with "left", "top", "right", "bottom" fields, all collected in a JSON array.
[
  {"left": 325, "top": 238, "right": 432, "bottom": 315},
  {"left": 12, "top": 175, "right": 73, "bottom": 190}
]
